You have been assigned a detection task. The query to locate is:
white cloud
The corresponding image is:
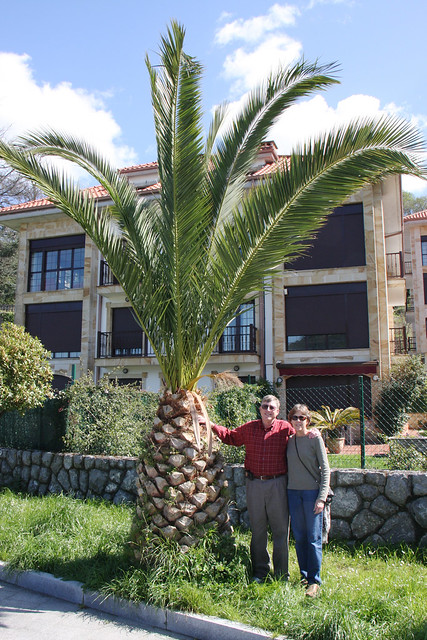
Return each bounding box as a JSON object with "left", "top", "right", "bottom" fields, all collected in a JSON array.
[
  {"left": 222, "top": 35, "right": 303, "bottom": 95},
  {"left": 215, "top": 3, "right": 299, "bottom": 45},
  {"left": 0, "top": 52, "right": 137, "bottom": 183}
]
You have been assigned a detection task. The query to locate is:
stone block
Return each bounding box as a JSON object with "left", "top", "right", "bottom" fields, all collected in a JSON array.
[
  {"left": 88, "top": 468, "right": 108, "bottom": 494},
  {"left": 6, "top": 450, "right": 17, "bottom": 467},
  {"left": 379, "top": 512, "right": 416, "bottom": 544},
  {"left": 330, "top": 487, "right": 362, "bottom": 518},
  {"left": 356, "top": 484, "right": 380, "bottom": 500},
  {"left": 370, "top": 495, "right": 399, "bottom": 518},
  {"left": 235, "top": 485, "right": 247, "bottom": 511},
  {"left": 365, "top": 471, "right": 387, "bottom": 487},
  {"left": 22, "top": 451, "right": 32, "bottom": 466},
  {"left": 336, "top": 470, "right": 364, "bottom": 486},
  {"left": 63, "top": 454, "right": 73, "bottom": 470},
  {"left": 30, "top": 465, "right": 40, "bottom": 480},
  {"left": 408, "top": 496, "right": 427, "bottom": 528},
  {"left": 330, "top": 519, "right": 352, "bottom": 540},
  {"left": 351, "top": 509, "right": 383, "bottom": 539},
  {"left": 27, "top": 479, "right": 39, "bottom": 494},
  {"left": 385, "top": 473, "right": 411, "bottom": 506},
  {"left": 69, "top": 468, "right": 79, "bottom": 491},
  {"left": 48, "top": 476, "right": 63, "bottom": 495},
  {"left": 31, "top": 450, "right": 42, "bottom": 465},
  {"left": 108, "top": 468, "right": 122, "bottom": 483},
  {"left": 58, "top": 469, "right": 71, "bottom": 492},
  {"left": 233, "top": 466, "right": 246, "bottom": 486},
  {"left": 72, "top": 454, "right": 83, "bottom": 469},
  {"left": 113, "top": 490, "right": 135, "bottom": 504},
  {"left": 50, "top": 454, "right": 63, "bottom": 475},
  {"left": 41, "top": 451, "right": 53, "bottom": 467},
  {"left": 39, "top": 466, "right": 51, "bottom": 484},
  {"left": 122, "top": 469, "right": 137, "bottom": 492},
  {"left": 412, "top": 474, "right": 427, "bottom": 496},
  {"left": 94, "top": 458, "right": 110, "bottom": 471},
  {"left": 84, "top": 456, "right": 95, "bottom": 470},
  {"left": 79, "top": 470, "right": 88, "bottom": 493}
]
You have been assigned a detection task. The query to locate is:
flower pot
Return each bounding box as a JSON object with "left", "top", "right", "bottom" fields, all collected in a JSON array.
[{"left": 326, "top": 435, "right": 345, "bottom": 454}]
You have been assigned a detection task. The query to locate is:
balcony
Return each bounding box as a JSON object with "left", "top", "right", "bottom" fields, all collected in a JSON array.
[
  {"left": 98, "top": 324, "right": 257, "bottom": 359},
  {"left": 99, "top": 260, "right": 119, "bottom": 286},
  {"left": 389, "top": 327, "right": 416, "bottom": 355},
  {"left": 386, "top": 252, "right": 404, "bottom": 278},
  {"left": 97, "top": 331, "right": 155, "bottom": 358},
  {"left": 213, "top": 324, "right": 257, "bottom": 354}
]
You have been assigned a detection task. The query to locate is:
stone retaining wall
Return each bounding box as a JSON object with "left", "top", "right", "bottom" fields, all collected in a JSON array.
[
  {"left": 225, "top": 464, "right": 427, "bottom": 546},
  {"left": 0, "top": 448, "right": 138, "bottom": 504},
  {"left": 1, "top": 448, "right": 426, "bottom": 546}
]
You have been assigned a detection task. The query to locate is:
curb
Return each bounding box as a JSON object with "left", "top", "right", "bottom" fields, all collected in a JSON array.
[{"left": 0, "top": 561, "right": 286, "bottom": 640}]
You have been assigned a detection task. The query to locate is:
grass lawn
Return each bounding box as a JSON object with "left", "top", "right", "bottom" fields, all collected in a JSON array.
[
  {"left": 0, "top": 488, "right": 425, "bottom": 640},
  {"left": 328, "top": 454, "right": 390, "bottom": 469}
]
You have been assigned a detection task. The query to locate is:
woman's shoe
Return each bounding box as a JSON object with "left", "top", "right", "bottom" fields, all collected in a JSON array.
[{"left": 305, "top": 583, "right": 319, "bottom": 597}]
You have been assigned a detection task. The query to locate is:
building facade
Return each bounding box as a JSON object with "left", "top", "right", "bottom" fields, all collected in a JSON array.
[
  {"left": 403, "top": 210, "right": 427, "bottom": 359},
  {"left": 0, "top": 142, "right": 406, "bottom": 410}
]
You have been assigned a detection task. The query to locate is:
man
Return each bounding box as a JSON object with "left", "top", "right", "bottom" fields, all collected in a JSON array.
[{"left": 201, "top": 395, "right": 317, "bottom": 582}]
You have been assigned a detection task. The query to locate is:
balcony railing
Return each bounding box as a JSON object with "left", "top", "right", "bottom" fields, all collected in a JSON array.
[
  {"left": 99, "top": 260, "right": 119, "bottom": 286},
  {"left": 98, "top": 324, "right": 257, "bottom": 358},
  {"left": 390, "top": 327, "right": 416, "bottom": 355},
  {"left": 406, "top": 291, "right": 415, "bottom": 312},
  {"left": 386, "top": 252, "right": 404, "bottom": 278},
  {"left": 213, "top": 324, "right": 257, "bottom": 354},
  {"left": 97, "top": 331, "right": 155, "bottom": 358}
]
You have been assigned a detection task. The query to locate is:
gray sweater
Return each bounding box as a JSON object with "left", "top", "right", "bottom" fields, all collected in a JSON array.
[{"left": 287, "top": 434, "right": 330, "bottom": 503}]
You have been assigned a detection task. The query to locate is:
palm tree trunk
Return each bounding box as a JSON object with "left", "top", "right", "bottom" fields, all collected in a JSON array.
[{"left": 132, "top": 389, "right": 230, "bottom": 555}]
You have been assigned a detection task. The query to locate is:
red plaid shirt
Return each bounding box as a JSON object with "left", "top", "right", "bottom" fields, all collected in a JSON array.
[{"left": 212, "top": 419, "right": 295, "bottom": 476}]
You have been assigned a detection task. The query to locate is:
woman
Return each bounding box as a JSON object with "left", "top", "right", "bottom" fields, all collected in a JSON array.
[{"left": 287, "top": 404, "right": 330, "bottom": 597}]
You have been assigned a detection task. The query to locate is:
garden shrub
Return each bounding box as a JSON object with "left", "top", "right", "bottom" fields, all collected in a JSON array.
[
  {"left": 374, "top": 355, "right": 427, "bottom": 437},
  {"left": 208, "top": 381, "right": 278, "bottom": 463},
  {"left": 389, "top": 444, "right": 427, "bottom": 471},
  {"left": 63, "top": 373, "right": 159, "bottom": 456}
]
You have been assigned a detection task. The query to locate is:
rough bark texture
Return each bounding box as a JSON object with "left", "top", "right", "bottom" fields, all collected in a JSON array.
[{"left": 132, "top": 389, "right": 230, "bottom": 555}]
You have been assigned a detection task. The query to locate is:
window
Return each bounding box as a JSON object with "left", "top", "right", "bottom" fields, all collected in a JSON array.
[
  {"left": 112, "top": 307, "right": 143, "bottom": 356},
  {"left": 28, "top": 235, "right": 85, "bottom": 292},
  {"left": 285, "top": 282, "right": 369, "bottom": 351},
  {"left": 217, "top": 301, "right": 256, "bottom": 353},
  {"left": 25, "top": 301, "right": 82, "bottom": 358},
  {"left": 288, "top": 203, "right": 365, "bottom": 271},
  {"left": 422, "top": 236, "right": 427, "bottom": 266},
  {"left": 424, "top": 274, "right": 427, "bottom": 305}
]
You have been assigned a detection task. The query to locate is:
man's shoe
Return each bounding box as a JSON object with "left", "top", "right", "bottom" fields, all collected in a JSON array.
[
  {"left": 305, "top": 583, "right": 319, "bottom": 597},
  {"left": 250, "top": 577, "right": 263, "bottom": 584}
]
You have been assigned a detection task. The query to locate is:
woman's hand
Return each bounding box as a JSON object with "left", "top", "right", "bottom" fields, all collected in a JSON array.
[{"left": 314, "top": 500, "right": 325, "bottom": 514}]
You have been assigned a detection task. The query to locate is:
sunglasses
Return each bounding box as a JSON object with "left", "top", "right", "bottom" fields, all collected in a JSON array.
[
  {"left": 261, "top": 404, "right": 278, "bottom": 410},
  {"left": 291, "top": 415, "right": 308, "bottom": 421}
]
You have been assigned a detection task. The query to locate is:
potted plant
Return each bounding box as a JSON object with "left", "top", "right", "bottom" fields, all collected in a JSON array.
[{"left": 310, "top": 405, "right": 360, "bottom": 454}]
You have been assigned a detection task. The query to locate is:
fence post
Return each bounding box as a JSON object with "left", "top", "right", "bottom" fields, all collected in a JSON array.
[{"left": 359, "top": 375, "right": 365, "bottom": 469}]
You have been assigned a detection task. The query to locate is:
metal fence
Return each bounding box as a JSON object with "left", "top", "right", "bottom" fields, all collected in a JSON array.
[
  {"left": 0, "top": 400, "right": 66, "bottom": 452},
  {"left": 285, "top": 376, "right": 427, "bottom": 471}
]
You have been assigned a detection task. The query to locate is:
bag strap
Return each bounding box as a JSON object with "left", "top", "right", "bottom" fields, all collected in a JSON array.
[{"left": 294, "top": 436, "right": 333, "bottom": 500}]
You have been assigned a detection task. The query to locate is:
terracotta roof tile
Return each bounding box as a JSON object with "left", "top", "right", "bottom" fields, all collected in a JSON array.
[
  {"left": 0, "top": 153, "right": 288, "bottom": 215},
  {"left": 404, "top": 209, "right": 427, "bottom": 222}
]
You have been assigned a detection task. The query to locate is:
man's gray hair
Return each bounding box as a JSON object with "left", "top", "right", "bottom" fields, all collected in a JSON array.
[{"left": 261, "top": 395, "right": 280, "bottom": 407}]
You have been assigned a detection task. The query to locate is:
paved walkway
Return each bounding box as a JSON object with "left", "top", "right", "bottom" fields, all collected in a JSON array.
[{"left": 0, "top": 580, "right": 192, "bottom": 640}]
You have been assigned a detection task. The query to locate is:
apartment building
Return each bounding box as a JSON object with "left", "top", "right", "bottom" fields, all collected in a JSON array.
[
  {"left": 403, "top": 210, "right": 427, "bottom": 359},
  {"left": 0, "top": 142, "right": 406, "bottom": 408}
]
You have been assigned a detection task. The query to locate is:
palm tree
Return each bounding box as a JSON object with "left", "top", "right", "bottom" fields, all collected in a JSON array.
[
  {"left": 0, "top": 22, "right": 425, "bottom": 550},
  {"left": 310, "top": 405, "right": 361, "bottom": 453}
]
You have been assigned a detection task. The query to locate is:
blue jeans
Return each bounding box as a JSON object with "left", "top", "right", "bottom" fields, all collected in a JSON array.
[{"left": 288, "top": 489, "right": 323, "bottom": 585}]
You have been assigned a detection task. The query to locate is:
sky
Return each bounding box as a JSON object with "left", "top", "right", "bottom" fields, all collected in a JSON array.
[{"left": 1, "top": 0, "right": 426, "bottom": 194}]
